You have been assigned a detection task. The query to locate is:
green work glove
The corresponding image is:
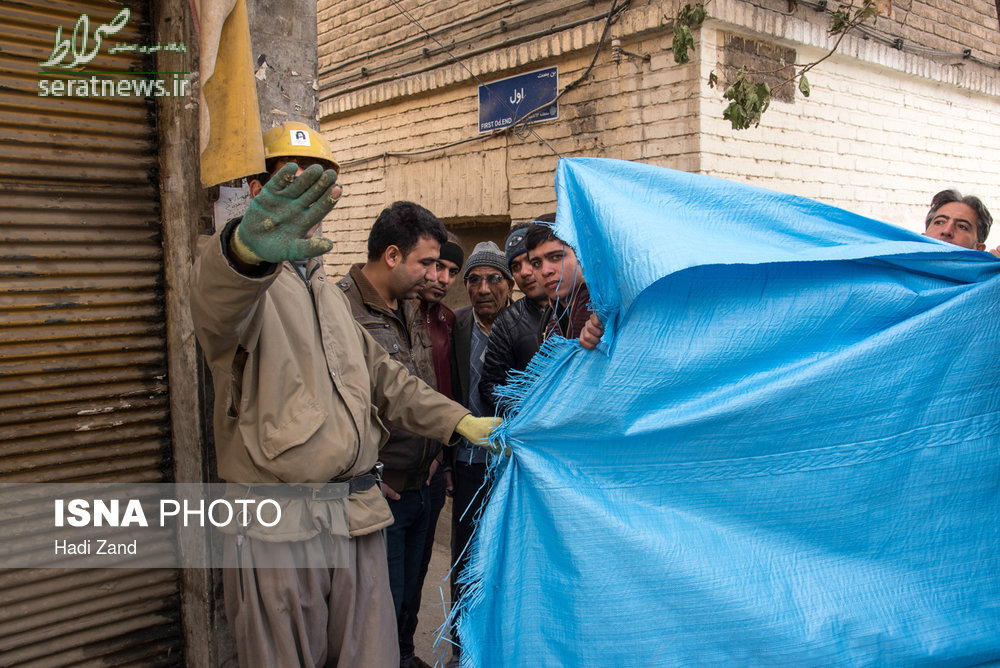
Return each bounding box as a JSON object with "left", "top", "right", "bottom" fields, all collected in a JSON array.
[
  {"left": 455, "top": 415, "right": 508, "bottom": 456},
  {"left": 231, "top": 162, "right": 340, "bottom": 264}
]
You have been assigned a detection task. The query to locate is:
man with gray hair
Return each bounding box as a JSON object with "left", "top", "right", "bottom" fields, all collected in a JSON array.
[
  {"left": 923, "top": 189, "right": 994, "bottom": 253},
  {"left": 447, "top": 240, "right": 514, "bottom": 666}
]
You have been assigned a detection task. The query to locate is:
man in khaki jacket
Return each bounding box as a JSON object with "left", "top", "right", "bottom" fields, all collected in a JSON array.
[{"left": 189, "top": 123, "right": 494, "bottom": 668}]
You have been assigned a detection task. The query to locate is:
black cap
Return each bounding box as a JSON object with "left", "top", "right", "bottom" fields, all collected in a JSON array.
[
  {"left": 505, "top": 228, "right": 529, "bottom": 267},
  {"left": 506, "top": 213, "right": 555, "bottom": 266},
  {"left": 439, "top": 240, "right": 464, "bottom": 269}
]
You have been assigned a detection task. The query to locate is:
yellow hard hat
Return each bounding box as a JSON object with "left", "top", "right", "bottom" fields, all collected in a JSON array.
[{"left": 261, "top": 121, "right": 339, "bottom": 174}]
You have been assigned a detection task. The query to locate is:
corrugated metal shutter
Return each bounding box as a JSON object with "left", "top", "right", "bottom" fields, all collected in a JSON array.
[{"left": 0, "top": 0, "right": 184, "bottom": 665}]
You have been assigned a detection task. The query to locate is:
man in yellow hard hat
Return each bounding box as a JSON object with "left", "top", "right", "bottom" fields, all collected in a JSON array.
[
  {"left": 259, "top": 120, "right": 340, "bottom": 175},
  {"left": 189, "top": 121, "right": 498, "bottom": 668}
]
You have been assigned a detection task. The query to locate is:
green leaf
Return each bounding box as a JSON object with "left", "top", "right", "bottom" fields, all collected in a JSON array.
[
  {"left": 829, "top": 8, "right": 849, "bottom": 34},
  {"left": 708, "top": 71, "right": 718, "bottom": 88},
  {"left": 798, "top": 75, "right": 810, "bottom": 97},
  {"left": 678, "top": 3, "right": 707, "bottom": 28},
  {"left": 672, "top": 24, "right": 694, "bottom": 64},
  {"left": 723, "top": 102, "right": 748, "bottom": 130},
  {"left": 854, "top": 0, "right": 878, "bottom": 22}
]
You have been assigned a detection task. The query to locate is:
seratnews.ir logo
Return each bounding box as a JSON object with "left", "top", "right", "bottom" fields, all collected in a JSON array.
[{"left": 37, "top": 8, "right": 192, "bottom": 99}]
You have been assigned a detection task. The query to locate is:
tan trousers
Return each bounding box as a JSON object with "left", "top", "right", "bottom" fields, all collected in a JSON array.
[{"left": 223, "top": 531, "right": 398, "bottom": 668}]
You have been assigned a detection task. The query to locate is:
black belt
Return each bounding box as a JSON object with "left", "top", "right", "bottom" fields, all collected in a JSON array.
[{"left": 240, "top": 467, "right": 381, "bottom": 501}]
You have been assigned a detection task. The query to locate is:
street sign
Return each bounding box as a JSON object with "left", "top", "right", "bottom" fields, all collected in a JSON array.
[{"left": 478, "top": 66, "right": 558, "bottom": 133}]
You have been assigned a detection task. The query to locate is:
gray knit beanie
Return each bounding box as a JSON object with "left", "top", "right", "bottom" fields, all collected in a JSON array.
[{"left": 464, "top": 241, "right": 512, "bottom": 280}]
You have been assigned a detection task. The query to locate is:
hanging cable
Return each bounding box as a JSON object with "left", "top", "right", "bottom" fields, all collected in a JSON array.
[
  {"left": 387, "top": 0, "right": 562, "bottom": 157},
  {"left": 789, "top": 0, "right": 1000, "bottom": 68},
  {"left": 339, "top": 0, "right": 627, "bottom": 167},
  {"left": 507, "top": 0, "right": 628, "bottom": 138},
  {"left": 339, "top": 0, "right": 996, "bottom": 170},
  {"left": 321, "top": 0, "right": 606, "bottom": 93}
]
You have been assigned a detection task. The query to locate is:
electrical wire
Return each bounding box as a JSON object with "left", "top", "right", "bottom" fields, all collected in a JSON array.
[
  {"left": 338, "top": 0, "right": 997, "bottom": 169},
  {"left": 508, "top": 0, "right": 628, "bottom": 135},
  {"left": 387, "top": 0, "right": 562, "bottom": 157},
  {"left": 319, "top": 0, "right": 542, "bottom": 83},
  {"left": 340, "top": 0, "right": 627, "bottom": 168},
  {"left": 320, "top": 0, "right": 604, "bottom": 93},
  {"left": 322, "top": 10, "right": 616, "bottom": 103},
  {"left": 790, "top": 0, "right": 1000, "bottom": 69}
]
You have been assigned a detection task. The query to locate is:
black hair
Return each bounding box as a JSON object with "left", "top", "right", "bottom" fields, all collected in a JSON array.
[
  {"left": 511, "top": 212, "right": 555, "bottom": 237},
  {"left": 524, "top": 221, "right": 564, "bottom": 253},
  {"left": 368, "top": 201, "right": 447, "bottom": 261}
]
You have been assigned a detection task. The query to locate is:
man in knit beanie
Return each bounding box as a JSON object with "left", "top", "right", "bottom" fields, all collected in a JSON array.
[
  {"left": 461, "top": 241, "right": 513, "bottom": 329},
  {"left": 418, "top": 232, "right": 465, "bottom": 400},
  {"left": 446, "top": 240, "right": 513, "bottom": 666}
]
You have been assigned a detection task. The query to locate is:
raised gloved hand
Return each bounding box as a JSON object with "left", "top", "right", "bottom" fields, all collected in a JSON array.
[
  {"left": 231, "top": 162, "right": 341, "bottom": 264},
  {"left": 455, "top": 415, "right": 507, "bottom": 455}
]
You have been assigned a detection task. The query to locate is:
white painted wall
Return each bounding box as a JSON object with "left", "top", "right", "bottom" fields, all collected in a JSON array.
[{"left": 699, "top": 20, "right": 1000, "bottom": 248}]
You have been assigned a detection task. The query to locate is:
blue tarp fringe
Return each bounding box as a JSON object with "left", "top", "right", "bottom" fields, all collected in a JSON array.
[{"left": 455, "top": 158, "right": 1000, "bottom": 667}]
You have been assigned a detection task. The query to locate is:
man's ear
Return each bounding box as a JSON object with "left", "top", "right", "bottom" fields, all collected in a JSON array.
[
  {"left": 248, "top": 179, "right": 264, "bottom": 198},
  {"left": 976, "top": 242, "right": 986, "bottom": 251},
  {"left": 384, "top": 244, "right": 401, "bottom": 269}
]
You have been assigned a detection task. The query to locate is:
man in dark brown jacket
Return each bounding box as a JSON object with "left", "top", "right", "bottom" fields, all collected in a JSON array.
[{"left": 337, "top": 201, "right": 449, "bottom": 668}]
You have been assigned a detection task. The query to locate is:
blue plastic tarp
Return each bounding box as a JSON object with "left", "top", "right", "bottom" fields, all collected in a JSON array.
[{"left": 458, "top": 158, "right": 1000, "bottom": 666}]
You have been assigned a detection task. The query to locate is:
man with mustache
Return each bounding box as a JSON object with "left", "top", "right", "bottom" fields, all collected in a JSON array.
[
  {"left": 337, "top": 201, "right": 459, "bottom": 668},
  {"left": 191, "top": 125, "right": 495, "bottom": 668},
  {"left": 447, "top": 240, "right": 513, "bottom": 666}
]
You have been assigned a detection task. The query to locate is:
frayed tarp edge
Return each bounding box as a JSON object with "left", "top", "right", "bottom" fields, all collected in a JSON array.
[{"left": 446, "top": 334, "right": 579, "bottom": 666}]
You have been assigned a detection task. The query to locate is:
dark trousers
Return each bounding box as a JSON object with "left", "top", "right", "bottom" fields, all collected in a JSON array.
[
  {"left": 386, "top": 486, "right": 431, "bottom": 634},
  {"left": 397, "top": 467, "right": 447, "bottom": 660},
  {"left": 450, "top": 461, "right": 492, "bottom": 649}
]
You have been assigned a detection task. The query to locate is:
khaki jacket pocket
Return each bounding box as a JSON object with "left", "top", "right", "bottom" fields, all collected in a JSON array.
[{"left": 253, "top": 395, "right": 328, "bottom": 461}]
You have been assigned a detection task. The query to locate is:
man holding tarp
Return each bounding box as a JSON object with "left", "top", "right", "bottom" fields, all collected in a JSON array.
[
  {"left": 525, "top": 223, "right": 592, "bottom": 342},
  {"left": 922, "top": 188, "right": 995, "bottom": 254}
]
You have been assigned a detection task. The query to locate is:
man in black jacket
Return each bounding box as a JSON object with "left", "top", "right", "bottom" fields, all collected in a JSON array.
[{"left": 479, "top": 215, "right": 554, "bottom": 416}]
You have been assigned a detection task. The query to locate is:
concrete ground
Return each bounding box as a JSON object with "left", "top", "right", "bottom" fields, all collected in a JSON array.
[{"left": 413, "top": 497, "right": 459, "bottom": 667}]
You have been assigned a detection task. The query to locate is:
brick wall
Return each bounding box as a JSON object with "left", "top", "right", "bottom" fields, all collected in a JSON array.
[
  {"left": 318, "top": 0, "right": 613, "bottom": 103},
  {"left": 317, "top": 0, "right": 1000, "bottom": 274},
  {"left": 694, "top": 0, "right": 999, "bottom": 61},
  {"left": 319, "top": 15, "right": 702, "bottom": 275},
  {"left": 319, "top": 0, "right": 1000, "bottom": 98},
  {"left": 699, "top": 27, "right": 1000, "bottom": 243},
  {"left": 863, "top": 0, "right": 999, "bottom": 60}
]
